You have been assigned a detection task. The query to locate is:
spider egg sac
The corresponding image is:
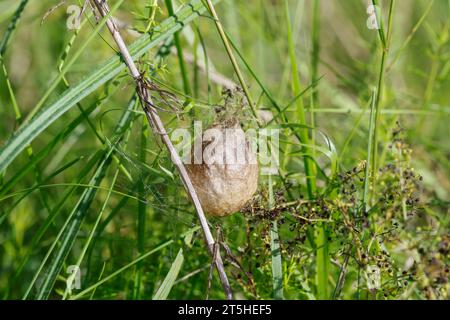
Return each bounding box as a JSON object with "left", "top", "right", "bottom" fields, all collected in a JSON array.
[{"left": 186, "top": 121, "right": 258, "bottom": 217}]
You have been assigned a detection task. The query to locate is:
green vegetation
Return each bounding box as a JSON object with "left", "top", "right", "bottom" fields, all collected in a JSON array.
[{"left": 0, "top": 0, "right": 448, "bottom": 300}]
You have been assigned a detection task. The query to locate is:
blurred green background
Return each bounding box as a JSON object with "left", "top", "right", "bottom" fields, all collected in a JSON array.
[{"left": 0, "top": 0, "right": 448, "bottom": 300}]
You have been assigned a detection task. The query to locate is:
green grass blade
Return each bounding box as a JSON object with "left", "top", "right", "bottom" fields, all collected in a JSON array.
[
  {"left": 268, "top": 175, "right": 284, "bottom": 299},
  {"left": 11, "top": 152, "right": 103, "bottom": 282},
  {"left": 363, "top": 90, "right": 377, "bottom": 212},
  {"left": 26, "top": 98, "right": 136, "bottom": 299},
  {"left": 310, "top": 0, "right": 320, "bottom": 164},
  {"left": 73, "top": 240, "right": 174, "bottom": 300},
  {"left": 270, "top": 221, "right": 283, "bottom": 299},
  {"left": 0, "top": 0, "right": 29, "bottom": 55},
  {"left": 32, "top": 151, "right": 113, "bottom": 300},
  {"left": 315, "top": 224, "right": 329, "bottom": 299},
  {"left": 224, "top": 32, "right": 283, "bottom": 115},
  {"left": 0, "top": 56, "right": 20, "bottom": 122},
  {"left": 63, "top": 167, "right": 120, "bottom": 299},
  {"left": 0, "top": 103, "right": 97, "bottom": 198},
  {"left": 203, "top": 0, "right": 258, "bottom": 119},
  {"left": 71, "top": 227, "right": 200, "bottom": 300},
  {"left": 165, "top": 0, "right": 192, "bottom": 97},
  {"left": 134, "top": 114, "right": 148, "bottom": 298},
  {"left": 284, "top": 0, "right": 328, "bottom": 299},
  {"left": 60, "top": 98, "right": 140, "bottom": 299},
  {"left": 371, "top": 0, "right": 395, "bottom": 194},
  {"left": 0, "top": 0, "right": 219, "bottom": 175},
  {"left": 25, "top": 0, "right": 125, "bottom": 121},
  {"left": 387, "top": 0, "right": 434, "bottom": 71},
  {"left": 284, "top": 0, "right": 316, "bottom": 197},
  {"left": 153, "top": 248, "right": 185, "bottom": 300}
]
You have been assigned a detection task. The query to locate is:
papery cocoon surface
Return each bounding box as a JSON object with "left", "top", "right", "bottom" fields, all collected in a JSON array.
[{"left": 186, "top": 121, "right": 258, "bottom": 217}]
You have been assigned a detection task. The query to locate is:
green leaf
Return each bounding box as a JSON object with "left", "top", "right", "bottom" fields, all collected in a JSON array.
[
  {"left": 0, "top": 0, "right": 29, "bottom": 55},
  {"left": 0, "top": 0, "right": 219, "bottom": 174},
  {"left": 25, "top": 98, "right": 136, "bottom": 300},
  {"left": 32, "top": 151, "right": 113, "bottom": 299},
  {"left": 71, "top": 227, "right": 200, "bottom": 300},
  {"left": 268, "top": 175, "right": 284, "bottom": 300}
]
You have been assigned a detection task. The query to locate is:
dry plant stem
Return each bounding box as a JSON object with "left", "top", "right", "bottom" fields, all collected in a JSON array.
[
  {"left": 176, "top": 49, "right": 236, "bottom": 89},
  {"left": 203, "top": 0, "right": 260, "bottom": 124},
  {"left": 91, "top": 0, "right": 232, "bottom": 300}
]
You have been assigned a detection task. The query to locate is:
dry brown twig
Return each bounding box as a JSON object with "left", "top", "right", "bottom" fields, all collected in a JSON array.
[
  {"left": 90, "top": 0, "right": 233, "bottom": 299},
  {"left": 41, "top": 0, "right": 67, "bottom": 25},
  {"left": 206, "top": 226, "right": 256, "bottom": 299}
]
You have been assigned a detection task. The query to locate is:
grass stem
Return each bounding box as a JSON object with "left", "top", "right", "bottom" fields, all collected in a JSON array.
[{"left": 91, "top": 0, "right": 233, "bottom": 300}]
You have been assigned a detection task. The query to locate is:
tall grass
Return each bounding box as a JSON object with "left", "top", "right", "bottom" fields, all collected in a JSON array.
[
  {"left": 370, "top": 0, "right": 396, "bottom": 196},
  {"left": 0, "top": 0, "right": 448, "bottom": 300}
]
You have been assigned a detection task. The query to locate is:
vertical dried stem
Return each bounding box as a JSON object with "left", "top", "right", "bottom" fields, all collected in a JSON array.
[
  {"left": 90, "top": 0, "right": 232, "bottom": 299},
  {"left": 203, "top": 0, "right": 259, "bottom": 122}
]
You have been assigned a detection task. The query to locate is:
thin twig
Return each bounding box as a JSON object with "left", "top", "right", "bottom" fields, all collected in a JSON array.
[
  {"left": 333, "top": 249, "right": 350, "bottom": 299},
  {"left": 90, "top": 0, "right": 233, "bottom": 300},
  {"left": 41, "top": 1, "right": 66, "bottom": 25},
  {"left": 206, "top": 236, "right": 220, "bottom": 300},
  {"left": 203, "top": 0, "right": 260, "bottom": 123}
]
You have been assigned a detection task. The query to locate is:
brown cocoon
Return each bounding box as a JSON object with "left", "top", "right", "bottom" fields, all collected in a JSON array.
[{"left": 186, "top": 121, "right": 258, "bottom": 217}]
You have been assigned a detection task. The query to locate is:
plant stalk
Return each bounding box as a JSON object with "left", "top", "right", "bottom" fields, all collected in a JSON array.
[
  {"left": 91, "top": 0, "right": 232, "bottom": 300},
  {"left": 203, "top": 0, "right": 259, "bottom": 121}
]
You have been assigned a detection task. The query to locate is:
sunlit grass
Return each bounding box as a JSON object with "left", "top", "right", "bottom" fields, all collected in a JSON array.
[{"left": 0, "top": 0, "right": 448, "bottom": 300}]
